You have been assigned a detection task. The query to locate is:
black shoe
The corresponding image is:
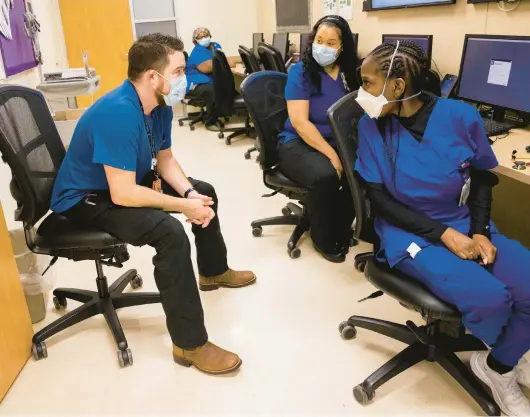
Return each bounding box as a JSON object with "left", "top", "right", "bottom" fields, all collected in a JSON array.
[{"left": 312, "top": 242, "right": 347, "bottom": 263}]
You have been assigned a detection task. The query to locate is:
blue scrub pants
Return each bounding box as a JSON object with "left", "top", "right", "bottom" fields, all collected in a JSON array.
[{"left": 396, "top": 234, "right": 530, "bottom": 367}]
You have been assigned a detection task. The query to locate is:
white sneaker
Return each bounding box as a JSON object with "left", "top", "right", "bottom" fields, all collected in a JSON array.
[
  {"left": 471, "top": 352, "right": 530, "bottom": 416},
  {"left": 516, "top": 356, "right": 530, "bottom": 388}
]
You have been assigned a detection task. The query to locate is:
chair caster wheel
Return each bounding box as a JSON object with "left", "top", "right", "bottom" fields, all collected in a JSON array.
[
  {"left": 225, "top": 138, "right": 231, "bottom": 146},
  {"left": 118, "top": 348, "right": 133, "bottom": 368},
  {"left": 53, "top": 295, "right": 67, "bottom": 310},
  {"left": 252, "top": 226, "right": 263, "bottom": 237},
  {"left": 339, "top": 321, "right": 357, "bottom": 340},
  {"left": 353, "top": 385, "right": 375, "bottom": 405},
  {"left": 190, "top": 125, "right": 196, "bottom": 131},
  {"left": 354, "top": 259, "right": 367, "bottom": 273},
  {"left": 281, "top": 206, "right": 292, "bottom": 216},
  {"left": 178, "top": 121, "right": 184, "bottom": 127},
  {"left": 244, "top": 152, "right": 251, "bottom": 160},
  {"left": 288, "top": 247, "right": 301, "bottom": 259},
  {"left": 130, "top": 274, "right": 143, "bottom": 290},
  {"left": 219, "top": 133, "right": 224, "bottom": 139},
  {"left": 32, "top": 341, "right": 48, "bottom": 361},
  {"left": 350, "top": 237, "right": 358, "bottom": 247}
]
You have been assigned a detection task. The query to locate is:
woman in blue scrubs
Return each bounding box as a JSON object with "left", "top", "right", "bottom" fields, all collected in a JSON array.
[
  {"left": 278, "top": 15, "right": 359, "bottom": 263},
  {"left": 355, "top": 40, "right": 530, "bottom": 416},
  {"left": 186, "top": 27, "right": 229, "bottom": 131}
]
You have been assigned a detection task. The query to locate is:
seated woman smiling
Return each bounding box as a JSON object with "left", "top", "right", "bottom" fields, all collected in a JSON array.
[{"left": 355, "top": 40, "right": 530, "bottom": 417}]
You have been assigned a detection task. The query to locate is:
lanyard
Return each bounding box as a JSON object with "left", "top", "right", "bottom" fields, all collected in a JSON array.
[{"left": 133, "top": 85, "right": 159, "bottom": 178}]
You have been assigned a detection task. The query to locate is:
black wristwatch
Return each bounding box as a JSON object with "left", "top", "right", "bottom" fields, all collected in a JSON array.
[{"left": 184, "top": 187, "right": 195, "bottom": 198}]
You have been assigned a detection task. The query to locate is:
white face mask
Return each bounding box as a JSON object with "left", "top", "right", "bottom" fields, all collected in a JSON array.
[
  {"left": 356, "top": 41, "right": 421, "bottom": 119},
  {"left": 197, "top": 37, "right": 211, "bottom": 48},
  {"left": 155, "top": 71, "right": 187, "bottom": 106}
]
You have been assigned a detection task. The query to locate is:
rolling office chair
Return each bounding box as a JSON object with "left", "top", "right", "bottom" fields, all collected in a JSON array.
[
  {"left": 238, "top": 45, "right": 262, "bottom": 161},
  {"left": 238, "top": 45, "right": 262, "bottom": 74},
  {"left": 178, "top": 51, "right": 207, "bottom": 131},
  {"left": 327, "top": 91, "right": 500, "bottom": 416},
  {"left": 0, "top": 85, "right": 161, "bottom": 368},
  {"left": 241, "top": 71, "right": 310, "bottom": 259},
  {"left": 212, "top": 49, "right": 253, "bottom": 145},
  {"left": 257, "top": 43, "right": 287, "bottom": 74}
]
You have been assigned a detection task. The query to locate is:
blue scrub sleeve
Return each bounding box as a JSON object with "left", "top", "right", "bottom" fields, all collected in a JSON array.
[
  {"left": 285, "top": 64, "right": 311, "bottom": 101},
  {"left": 354, "top": 119, "right": 383, "bottom": 184},
  {"left": 92, "top": 108, "right": 140, "bottom": 172},
  {"left": 190, "top": 46, "right": 213, "bottom": 66},
  {"left": 160, "top": 107, "right": 173, "bottom": 151},
  {"left": 468, "top": 108, "right": 499, "bottom": 170}
]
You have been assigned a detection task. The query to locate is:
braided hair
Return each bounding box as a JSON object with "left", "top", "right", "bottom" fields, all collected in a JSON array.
[
  {"left": 366, "top": 40, "right": 430, "bottom": 96},
  {"left": 301, "top": 15, "right": 359, "bottom": 94}
]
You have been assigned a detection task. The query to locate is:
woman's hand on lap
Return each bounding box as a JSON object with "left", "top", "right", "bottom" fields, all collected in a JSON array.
[
  {"left": 441, "top": 228, "right": 478, "bottom": 260},
  {"left": 472, "top": 234, "right": 497, "bottom": 265}
]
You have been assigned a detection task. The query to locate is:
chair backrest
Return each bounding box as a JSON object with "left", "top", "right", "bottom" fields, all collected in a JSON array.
[
  {"left": 212, "top": 49, "right": 236, "bottom": 117},
  {"left": 258, "top": 43, "right": 287, "bottom": 73},
  {"left": 327, "top": 91, "right": 377, "bottom": 244},
  {"left": 241, "top": 71, "right": 288, "bottom": 170},
  {"left": 184, "top": 50, "right": 189, "bottom": 62},
  {"left": 238, "top": 45, "right": 261, "bottom": 74},
  {"left": 0, "top": 85, "right": 65, "bottom": 228}
]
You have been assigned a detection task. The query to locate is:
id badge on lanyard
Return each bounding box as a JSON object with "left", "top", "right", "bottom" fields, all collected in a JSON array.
[
  {"left": 458, "top": 160, "right": 471, "bottom": 207},
  {"left": 141, "top": 106, "right": 163, "bottom": 193}
]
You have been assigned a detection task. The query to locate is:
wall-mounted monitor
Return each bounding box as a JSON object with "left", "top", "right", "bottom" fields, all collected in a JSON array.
[
  {"left": 382, "top": 34, "right": 433, "bottom": 67},
  {"left": 363, "top": 0, "right": 455, "bottom": 11}
]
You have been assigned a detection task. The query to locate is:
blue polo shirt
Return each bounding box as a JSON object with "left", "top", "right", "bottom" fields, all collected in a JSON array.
[
  {"left": 279, "top": 62, "right": 348, "bottom": 144},
  {"left": 50, "top": 79, "right": 173, "bottom": 213},
  {"left": 186, "top": 42, "right": 222, "bottom": 91}
]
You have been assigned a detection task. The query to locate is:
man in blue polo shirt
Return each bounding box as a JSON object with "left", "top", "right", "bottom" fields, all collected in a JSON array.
[
  {"left": 186, "top": 27, "right": 233, "bottom": 131},
  {"left": 51, "top": 33, "right": 256, "bottom": 376}
]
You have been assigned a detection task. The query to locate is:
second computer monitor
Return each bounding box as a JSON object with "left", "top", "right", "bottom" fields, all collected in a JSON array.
[
  {"left": 382, "top": 34, "right": 433, "bottom": 67},
  {"left": 253, "top": 33, "right": 264, "bottom": 60},
  {"left": 273, "top": 33, "right": 290, "bottom": 61},
  {"left": 457, "top": 34, "right": 530, "bottom": 114}
]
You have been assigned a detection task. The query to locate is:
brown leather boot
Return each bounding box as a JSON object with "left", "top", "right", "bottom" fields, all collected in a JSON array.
[
  {"left": 199, "top": 268, "right": 256, "bottom": 291},
  {"left": 172, "top": 342, "right": 242, "bottom": 375}
]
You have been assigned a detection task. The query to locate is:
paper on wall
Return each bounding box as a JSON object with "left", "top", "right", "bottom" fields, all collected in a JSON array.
[
  {"left": 340, "top": 0, "right": 353, "bottom": 20},
  {"left": 324, "top": 0, "right": 338, "bottom": 15}
]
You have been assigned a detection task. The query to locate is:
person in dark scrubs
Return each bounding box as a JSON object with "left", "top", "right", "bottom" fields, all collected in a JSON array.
[
  {"left": 186, "top": 27, "right": 233, "bottom": 131},
  {"left": 355, "top": 40, "right": 530, "bottom": 416},
  {"left": 278, "top": 15, "right": 359, "bottom": 263}
]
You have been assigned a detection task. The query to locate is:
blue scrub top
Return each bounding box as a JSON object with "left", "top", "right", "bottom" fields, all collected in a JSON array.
[
  {"left": 355, "top": 98, "right": 499, "bottom": 267},
  {"left": 50, "top": 80, "right": 173, "bottom": 213},
  {"left": 279, "top": 62, "right": 348, "bottom": 144},
  {"left": 186, "top": 42, "right": 222, "bottom": 92}
]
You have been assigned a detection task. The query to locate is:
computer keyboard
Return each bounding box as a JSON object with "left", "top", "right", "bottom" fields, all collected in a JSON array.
[{"left": 483, "top": 118, "right": 511, "bottom": 138}]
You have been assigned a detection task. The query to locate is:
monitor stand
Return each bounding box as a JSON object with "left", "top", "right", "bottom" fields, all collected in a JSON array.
[{"left": 492, "top": 107, "right": 506, "bottom": 123}]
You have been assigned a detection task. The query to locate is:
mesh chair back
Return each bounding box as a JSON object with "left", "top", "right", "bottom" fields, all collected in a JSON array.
[
  {"left": 258, "top": 43, "right": 287, "bottom": 73},
  {"left": 212, "top": 49, "right": 236, "bottom": 117},
  {"left": 238, "top": 45, "right": 261, "bottom": 74},
  {"left": 0, "top": 85, "right": 65, "bottom": 228},
  {"left": 241, "top": 71, "right": 288, "bottom": 170},
  {"left": 327, "top": 91, "right": 377, "bottom": 244}
]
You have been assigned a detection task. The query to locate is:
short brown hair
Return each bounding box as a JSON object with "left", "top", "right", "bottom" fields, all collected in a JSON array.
[{"left": 127, "top": 33, "right": 184, "bottom": 81}]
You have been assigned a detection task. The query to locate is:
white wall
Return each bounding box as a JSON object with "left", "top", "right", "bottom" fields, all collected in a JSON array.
[{"left": 176, "top": 0, "right": 259, "bottom": 56}]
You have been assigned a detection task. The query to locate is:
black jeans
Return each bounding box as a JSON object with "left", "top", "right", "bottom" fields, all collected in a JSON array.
[
  {"left": 278, "top": 139, "right": 355, "bottom": 253},
  {"left": 194, "top": 83, "right": 217, "bottom": 126},
  {"left": 62, "top": 177, "right": 228, "bottom": 349}
]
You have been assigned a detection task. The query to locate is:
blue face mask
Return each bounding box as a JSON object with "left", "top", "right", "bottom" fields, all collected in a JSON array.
[
  {"left": 156, "top": 72, "right": 187, "bottom": 106},
  {"left": 312, "top": 43, "right": 341, "bottom": 67},
  {"left": 197, "top": 37, "right": 211, "bottom": 48}
]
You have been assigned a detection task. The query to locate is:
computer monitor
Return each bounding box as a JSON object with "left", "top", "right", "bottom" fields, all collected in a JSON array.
[
  {"left": 352, "top": 33, "right": 359, "bottom": 58},
  {"left": 273, "top": 33, "right": 290, "bottom": 61},
  {"left": 253, "top": 33, "right": 264, "bottom": 60},
  {"left": 382, "top": 34, "right": 433, "bottom": 67},
  {"left": 300, "top": 33, "right": 311, "bottom": 54},
  {"left": 457, "top": 34, "right": 530, "bottom": 119}
]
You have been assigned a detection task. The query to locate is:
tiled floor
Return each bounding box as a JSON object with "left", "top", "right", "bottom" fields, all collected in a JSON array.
[{"left": 0, "top": 124, "right": 486, "bottom": 415}]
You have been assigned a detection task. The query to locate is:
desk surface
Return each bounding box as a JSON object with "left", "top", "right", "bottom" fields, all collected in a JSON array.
[
  {"left": 492, "top": 127, "right": 530, "bottom": 185},
  {"left": 231, "top": 64, "right": 246, "bottom": 78}
]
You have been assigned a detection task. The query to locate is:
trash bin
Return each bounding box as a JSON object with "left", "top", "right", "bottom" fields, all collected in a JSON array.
[{"left": 9, "top": 228, "right": 55, "bottom": 324}]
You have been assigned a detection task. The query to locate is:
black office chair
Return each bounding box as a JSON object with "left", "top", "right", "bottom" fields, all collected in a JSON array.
[
  {"left": 425, "top": 69, "right": 442, "bottom": 97},
  {"left": 327, "top": 91, "right": 500, "bottom": 416},
  {"left": 212, "top": 49, "right": 253, "bottom": 145},
  {"left": 258, "top": 43, "right": 287, "bottom": 74},
  {"left": 238, "top": 45, "right": 262, "bottom": 74},
  {"left": 178, "top": 51, "right": 207, "bottom": 131},
  {"left": 241, "top": 71, "right": 310, "bottom": 259},
  {"left": 0, "top": 85, "right": 161, "bottom": 368}
]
